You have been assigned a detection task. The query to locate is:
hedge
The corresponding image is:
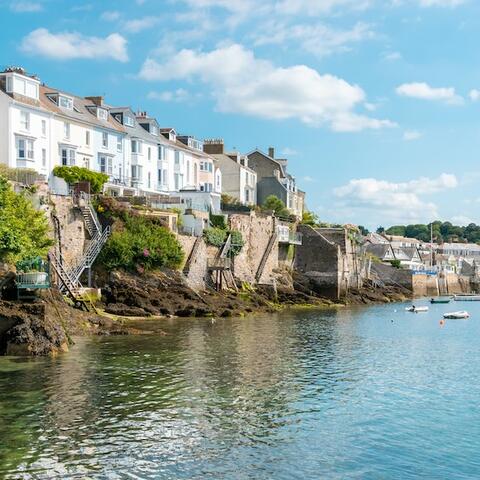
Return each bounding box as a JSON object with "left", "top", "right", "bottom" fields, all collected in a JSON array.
[{"left": 53, "top": 166, "right": 109, "bottom": 194}]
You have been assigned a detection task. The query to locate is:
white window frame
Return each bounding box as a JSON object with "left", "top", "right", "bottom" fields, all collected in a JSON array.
[
  {"left": 98, "top": 108, "right": 108, "bottom": 121},
  {"left": 102, "top": 132, "right": 108, "bottom": 148},
  {"left": 124, "top": 114, "right": 134, "bottom": 127},
  {"left": 42, "top": 148, "right": 46, "bottom": 167},
  {"left": 117, "top": 135, "right": 122, "bottom": 152},
  {"left": 60, "top": 147, "right": 75, "bottom": 166},
  {"left": 64, "top": 122, "right": 70, "bottom": 140},
  {"left": 16, "top": 137, "right": 34, "bottom": 160},
  {"left": 99, "top": 155, "right": 113, "bottom": 175},
  {"left": 20, "top": 111, "right": 30, "bottom": 131},
  {"left": 86, "top": 130, "right": 90, "bottom": 146},
  {"left": 59, "top": 95, "right": 73, "bottom": 110},
  {"left": 41, "top": 119, "right": 46, "bottom": 137}
]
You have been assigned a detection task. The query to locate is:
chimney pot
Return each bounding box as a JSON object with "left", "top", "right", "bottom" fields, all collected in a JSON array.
[{"left": 268, "top": 147, "right": 275, "bottom": 158}]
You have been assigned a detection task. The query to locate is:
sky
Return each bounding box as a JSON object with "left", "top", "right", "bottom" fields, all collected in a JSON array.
[{"left": 1, "top": 0, "right": 480, "bottom": 229}]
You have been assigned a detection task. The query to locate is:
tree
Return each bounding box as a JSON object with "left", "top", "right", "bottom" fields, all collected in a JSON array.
[
  {"left": 358, "top": 225, "right": 369, "bottom": 235},
  {"left": 301, "top": 210, "right": 319, "bottom": 226},
  {"left": 377, "top": 226, "right": 385, "bottom": 234},
  {"left": 261, "top": 195, "right": 290, "bottom": 217},
  {"left": 0, "top": 176, "right": 53, "bottom": 264}
]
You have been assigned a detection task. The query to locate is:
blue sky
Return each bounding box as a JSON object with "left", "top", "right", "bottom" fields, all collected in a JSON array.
[{"left": 1, "top": 0, "right": 480, "bottom": 229}]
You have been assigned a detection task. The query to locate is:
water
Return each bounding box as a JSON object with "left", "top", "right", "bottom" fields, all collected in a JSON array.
[{"left": 1, "top": 301, "right": 480, "bottom": 479}]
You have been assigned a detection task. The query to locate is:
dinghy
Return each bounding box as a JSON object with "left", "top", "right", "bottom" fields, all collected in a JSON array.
[
  {"left": 405, "top": 306, "right": 429, "bottom": 313},
  {"left": 443, "top": 311, "right": 470, "bottom": 319}
]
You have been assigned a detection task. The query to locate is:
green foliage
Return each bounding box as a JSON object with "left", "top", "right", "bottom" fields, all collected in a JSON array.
[
  {"left": 358, "top": 225, "right": 369, "bottom": 235},
  {"left": 390, "top": 259, "right": 402, "bottom": 269},
  {"left": 301, "top": 210, "right": 319, "bottom": 226},
  {"left": 210, "top": 214, "right": 227, "bottom": 230},
  {"left": 261, "top": 195, "right": 290, "bottom": 217},
  {"left": 384, "top": 221, "right": 480, "bottom": 244},
  {"left": 53, "top": 166, "right": 109, "bottom": 193},
  {"left": 203, "top": 227, "right": 227, "bottom": 247},
  {"left": 0, "top": 176, "right": 53, "bottom": 264},
  {"left": 377, "top": 226, "right": 385, "bottom": 234},
  {"left": 203, "top": 227, "right": 244, "bottom": 256},
  {"left": 97, "top": 215, "right": 184, "bottom": 272}
]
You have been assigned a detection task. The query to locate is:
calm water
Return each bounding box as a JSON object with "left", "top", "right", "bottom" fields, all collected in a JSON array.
[{"left": 1, "top": 301, "right": 480, "bottom": 479}]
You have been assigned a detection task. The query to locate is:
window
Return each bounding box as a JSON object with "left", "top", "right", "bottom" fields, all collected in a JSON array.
[
  {"left": 41, "top": 120, "right": 46, "bottom": 137},
  {"left": 98, "top": 108, "right": 108, "bottom": 120},
  {"left": 42, "top": 148, "right": 46, "bottom": 167},
  {"left": 20, "top": 111, "right": 30, "bottom": 131},
  {"left": 117, "top": 135, "right": 122, "bottom": 152},
  {"left": 61, "top": 147, "right": 75, "bottom": 166},
  {"left": 59, "top": 95, "right": 73, "bottom": 110},
  {"left": 124, "top": 114, "right": 134, "bottom": 127},
  {"left": 64, "top": 122, "right": 70, "bottom": 139},
  {"left": 6, "top": 76, "right": 12, "bottom": 92},
  {"left": 131, "top": 139, "right": 142, "bottom": 154},
  {"left": 245, "top": 189, "right": 250, "bottom": 203},
  {"left": 186, "top": 160, "right": 190, "bottom": 183},
  {"left": 148, "top": 147, "right": 151, "bottom": 161},
  {"left": 86, "top": 131, "right": 90, "bottom": 146},
  {"left": 174, "top": 150, "right": 183, "bottom": 164},
  {"left": 99, "top": 155, "right": 113, "bottom": 175},
  {"left": 208, "top": 162, "right": 213, "bottom": 173},
  {"left": 158, "top": 145, "right": 165, "bottom": 160},
  {"left": 102, "top": 132, "right": 108, "bottom": 148},
  {"left": 158, "top": 168, "right": 168, "bottom": 187},
  {"left": 16, "top": 138, "right": 34, "bottom": 160},
  {"left": 83, "top": 157, "right": 90, "bottom": 169},
  {"left": 151, "top": 125, "right": 158, "bottom": 136},
  {"left": 200, "top": 162, "right": 204, "bottom": 171},
  {"left": 132, "top": 165, "right": 142, "bottom": 181},
  {"left": 148, "top": 172, "right": 151, "bottom": 188}
]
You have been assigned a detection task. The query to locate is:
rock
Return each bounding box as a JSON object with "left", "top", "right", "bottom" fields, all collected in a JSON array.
[{"left": 104, "top": 303, "right": 151, "bottom": 317}]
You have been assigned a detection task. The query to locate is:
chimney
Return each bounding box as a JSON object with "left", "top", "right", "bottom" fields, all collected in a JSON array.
[
  {"left": 85, "top": 96, "right": 104, "bottom": 106},
  {"left": 203, "top": 138, "right": 224, "bottom": 155},
  {"left": 268, "top": 147, "right": 275, "bottom": 158}
]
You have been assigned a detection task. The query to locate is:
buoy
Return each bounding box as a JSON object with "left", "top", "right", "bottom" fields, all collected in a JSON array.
[{"left": 440, "top": 319, "right": 446, "bottom": 327}]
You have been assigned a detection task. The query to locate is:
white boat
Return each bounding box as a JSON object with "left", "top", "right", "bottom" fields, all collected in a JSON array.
[
  {"left": 454, "top": 294, "right": 480, "bottom": 301},
  {"left": 405, "top": 306, "right": 429, "bottom": 313},
  {"left": 443, "top": 311, "right": 470, "bottom": 319}
]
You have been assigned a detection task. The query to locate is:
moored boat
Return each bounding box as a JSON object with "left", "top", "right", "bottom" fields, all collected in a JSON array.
[
  {"left": 430, "top": 297, "right": 451, "bottom": 304},
  {"left": 454, "top": 294, "right": 480, "bottom": 301},
  {"left": 405, "top": 306, "right": 429, "bottom": 313},
  {"left": 443, "top": 311, "right": 470, "bottom": 319}
]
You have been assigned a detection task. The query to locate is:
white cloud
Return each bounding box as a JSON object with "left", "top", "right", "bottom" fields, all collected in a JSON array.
[
  {"left": 10, "top": 1, "right": 42, "bottom": 12},
  {"left": 419, "top": 0, "right": 467, "bottom": 6},
  {"left": 101, "top": 10, "right": 121, "bottom": 21},
  {"left": 274, "top": 0, "right": 372, "bottom": 15},
  {"left": 123, "top": 17, "right": 160, "bottom": 33},
  {"left": 403, "top": 130, "right": 422, "bottom": 140},
  {"left": 20, "top": 28, "right": 128, "bottom": 62},
  {"left": 139, "top": 44, "right": 395, "bottom": 131},
  {"left": 451, "top": 215, "right": 476, "bottom": 226},
  {"left": 303, "top": 176, "right": 316, "bottom": 182},
  {"left": 148, "top": 89, "right": 191, "bottom": 102},
  {"left": 469, "top": 89, "right": 480, "bottom": 102},
  {"left": 280, "top": 147, "right": 298, "bottom": 156},
  {"left": 396, "top": 82, "right": 464, "bottom": 105},
  {"left": 384, "top": 51, "right": 402, "bottom": 61},
  {"left": 253, "top": 21, "right": 374, "bottom": 57},
  {"left": 333, "top": 174, "right": 458, "bottom": 223}
]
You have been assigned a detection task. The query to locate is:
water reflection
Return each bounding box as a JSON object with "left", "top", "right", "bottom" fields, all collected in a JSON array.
[{"left": 1, "top": 304, "right": 480, "bottom": 478}]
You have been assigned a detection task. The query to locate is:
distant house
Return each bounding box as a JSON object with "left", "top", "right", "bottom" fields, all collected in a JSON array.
[
  {"left": 203, "top": 139, "right": 257, "bottom": 206},
  {"left": 385, "top": 235, "right": 422, "bottom": 249},
  {"left": 437, "top": 242, "right": 480, "bottom": 258},
  {"left": 365, "top": 243, "right": 396, "bottom": 263},
  {"left": 247, "top": 147, "right": 305, "bottom": 218},
  {"left": 393, "top": 247, "right": 424, "bottom": 270}
]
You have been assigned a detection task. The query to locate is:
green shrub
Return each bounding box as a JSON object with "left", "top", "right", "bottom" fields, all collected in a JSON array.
[
  {"left": 203, "top": 227, "right": 227, "bottom": 247},
  {"left": 97, "top": 216, "right": 184, "bottom": 271},
  {"left": 53, "top": 166, "right": 109, "bottom": 194},
  {"left": 390, "top": 259, "right": 402, "bottom": 269},
  {"left": 210, "top": 214, "right": 227, "bottom": 230},
  {"left": 0, "top": 176, "right": 53, "bottom": 264},
  {"left": 261, "top": 195, "right": 290, "bottom": 218},
  {"left": 229, "top": 230, "right": 245, "bottom": 256}
]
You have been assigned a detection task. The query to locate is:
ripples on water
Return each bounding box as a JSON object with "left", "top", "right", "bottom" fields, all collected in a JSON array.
[{"left": 1, "top": 302, "right": 480, "bottom": 479}]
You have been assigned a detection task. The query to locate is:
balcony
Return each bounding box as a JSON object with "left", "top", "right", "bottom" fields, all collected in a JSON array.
[{"left": 277, "top": 225, "right": 302, "bottom": 245}]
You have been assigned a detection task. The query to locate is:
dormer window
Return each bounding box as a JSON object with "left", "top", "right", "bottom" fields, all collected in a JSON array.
[
  {"left": 124, "top": 114, "right": 134, "bottom": 127},
  {"left": 3, "top": 72, "right": 39, "bottom": 100},
  {"left": 98, "top": 108, "right": 108, "bottom": 121},
  {"left": 59, "top": 95, "right": 73, "bottom": 110},
  {"left": 151, "top": 125, "right": 158, "bottom": 136}
]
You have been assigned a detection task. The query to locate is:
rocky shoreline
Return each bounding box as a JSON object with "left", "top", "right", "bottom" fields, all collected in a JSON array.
[{"left": 0, "top": 270, "right": 411, "bottom": 356}]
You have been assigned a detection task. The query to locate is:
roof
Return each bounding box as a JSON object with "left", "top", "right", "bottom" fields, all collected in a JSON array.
[
  {"left": 440, "top": 243, "right": 480, "bottom": 251},
  {"left": 395, "top": 246, "right": 421, "bottom": 261},
  {"left": 246, "top": 148, "right": 287, "bottom": 178},
  {"left": 210, "top": 153, "right": 256, "bottom": 174},
  {"left": 40, "top": 85, "right": 125, "bottom": 133},
  {"left": 386, "top": 235, "right": 422, "bottom": 244},
  {"left": 365, "top": 244, "right": 394, "bottom": 259}
]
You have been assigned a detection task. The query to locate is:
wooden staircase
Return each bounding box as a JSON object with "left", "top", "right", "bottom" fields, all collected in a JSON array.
[{"left": 255, "top": 233, "right": 278, "bottom": 283}]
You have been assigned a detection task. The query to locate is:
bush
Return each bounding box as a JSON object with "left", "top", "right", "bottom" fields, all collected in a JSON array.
[
  {"left": 203, "top": 227, "right": 244, "bottom": 256},
  {"left": 97, "top": 216, "right": 184, "bottom": 271},
  {"left": 0, "top": 176, "right": 53, "bottom": 264},
  {"left": 210, "top": 214, "right": 227, "bottom": 230},
  {"left": 261, "top": 195, "right": 290, "bottom": 218},
  {"left": 390, "top": 259, "right": 402, "bottom": 269},
  {"left": 203, "top": 227, "right": 227, "bottom": 248},
  {"left": 53, "top": 166, "right": 109, "bottom": 194}
]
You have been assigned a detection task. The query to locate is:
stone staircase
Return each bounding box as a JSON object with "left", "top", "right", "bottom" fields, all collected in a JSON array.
[{"left": 49, "top": 192, "right": 110, "bottom": 311}]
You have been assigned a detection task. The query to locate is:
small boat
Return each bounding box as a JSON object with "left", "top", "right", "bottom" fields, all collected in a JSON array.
[
  {"left": 405, "top": 306, "right": 429, "bottom": 313},
  {"left": 443, "top": 311, "right": 470, "bottom": 319},
  {"left": 454, "top": 294, "right": 480, "bottom": 302},
  {"left": 430, "top": 297, "right": 451, "bottom": 304}
]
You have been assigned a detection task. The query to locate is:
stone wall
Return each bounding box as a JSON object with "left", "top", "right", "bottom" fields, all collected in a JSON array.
[
  {"left": 440, "top": 273, "right": 471, "bottom": 295},
  {"left": 295, "top": 226, "right": 340, "bottom": 299},
  {"left": 412, "top": 274, "right": 439, "bottom": 297},
  {"left": 371, "top": 263, "right": 413, "bottom": 291},
  {"left": 229, "top": 211, "right": 278, "bottom": 285}
]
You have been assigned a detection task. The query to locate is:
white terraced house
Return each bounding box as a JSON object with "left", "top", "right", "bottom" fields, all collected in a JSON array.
[{"left": 0, "top": 67, "right": 223, "bottom": 211}]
